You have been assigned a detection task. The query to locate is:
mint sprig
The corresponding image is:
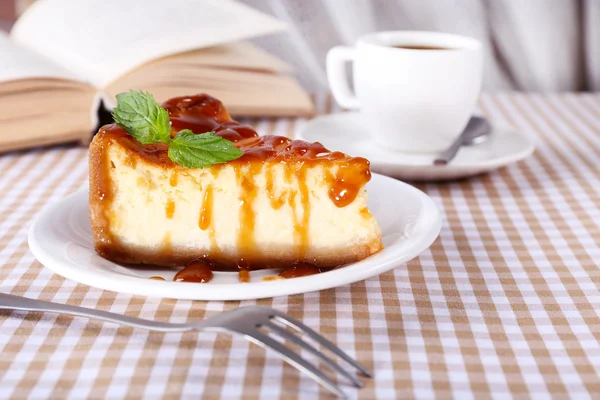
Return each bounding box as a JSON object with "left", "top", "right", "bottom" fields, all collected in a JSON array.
[{"left": 112, "top": 90, "right": 243, "bottom": 168}]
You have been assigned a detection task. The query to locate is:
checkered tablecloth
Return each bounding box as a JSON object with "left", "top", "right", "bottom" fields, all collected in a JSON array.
[{"left": 1, "top": 93, "right": 599, "bottom": 399}]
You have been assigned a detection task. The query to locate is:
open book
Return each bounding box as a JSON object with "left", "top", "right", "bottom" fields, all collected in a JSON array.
[{"left": 0, "top": 0, "right": 314, "bottom": 153}]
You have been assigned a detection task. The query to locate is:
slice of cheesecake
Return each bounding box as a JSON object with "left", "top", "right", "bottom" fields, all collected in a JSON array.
[{"left": 89, "top": 94, "right": 382, "bottom": 270}]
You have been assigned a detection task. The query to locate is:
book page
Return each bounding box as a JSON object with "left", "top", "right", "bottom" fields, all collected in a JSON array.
[
  {"left": 152, "top": 42, "right": 293, "bottom": 74},
  {"left": 11, "top": 0, "right": 287, "bottom": 88},
  {"left": 0, "top": 31, "right": 83, "bottom": 83},
  {"left": 106, "top": 66, "right": 314, "bottom": 117}
]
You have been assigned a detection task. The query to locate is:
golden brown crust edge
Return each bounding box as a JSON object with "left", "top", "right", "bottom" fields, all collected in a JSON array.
[
  {"left": 89, "top": 134, "right": 103, "bottom": 251},
  {"left": 94, "top": 238, "right": 384, "bottom": 269},
  {"left": 89, "top": 133, "right": 115, "bottom": 259}
]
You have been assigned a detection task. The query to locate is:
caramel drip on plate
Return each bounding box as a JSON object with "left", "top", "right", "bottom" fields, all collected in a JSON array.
[
  {"left": 149, "top": 276, "right": 166, "bottom": 281},
  {"left": 262, "top": 276, "right": 283, "bottom": 282},
  {"left": 279, "top": 263, "right": 322, "bottom": 278},
  {"left": 238, "top": 269, "right": 250, "bottom": 283},
  {"left": 174, "top": 260, "right": 213, "bottom": 283},
  {"left": 165, "top": 200, "right": 175, "bottom": 219},
  {"left": 169, "top": 171, "right": 178, "bottom": 187}
]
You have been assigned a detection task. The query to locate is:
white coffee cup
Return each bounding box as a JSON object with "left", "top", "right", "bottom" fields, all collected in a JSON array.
[{"left": 327, "top": 31, "right": 483, "bottom": 153}]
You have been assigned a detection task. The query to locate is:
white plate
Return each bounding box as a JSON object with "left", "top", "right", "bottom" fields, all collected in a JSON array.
[
  {"left": 28, "top": 174, "right": 441, "bottom": 301},
  {"left": 300, "top": 112, "right": 535, "bottom": 181}
]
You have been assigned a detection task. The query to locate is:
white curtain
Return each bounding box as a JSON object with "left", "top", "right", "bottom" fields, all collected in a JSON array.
[{"left": 242, "top": 0, "right": 600, "bottom": 92}]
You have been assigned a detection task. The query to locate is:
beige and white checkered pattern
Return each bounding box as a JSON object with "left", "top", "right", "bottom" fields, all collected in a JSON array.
[{"left": 1, "top": 93, "right": 599, "bottom": 399}]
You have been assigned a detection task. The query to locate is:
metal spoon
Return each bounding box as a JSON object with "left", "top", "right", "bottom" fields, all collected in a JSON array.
[{"left": 433, "top": 116, "right": 491, "bottom": 166}]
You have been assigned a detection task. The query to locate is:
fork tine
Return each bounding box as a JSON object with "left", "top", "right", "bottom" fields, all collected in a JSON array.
[
  {"left": 265, "top": 321, "right": 363, "bottom": 388},
  {"left": 241, "top": 329, "right": 348, "bottom": 399},
  {"left": 268, "top": 309, "right": 372, "bottom": 377}
]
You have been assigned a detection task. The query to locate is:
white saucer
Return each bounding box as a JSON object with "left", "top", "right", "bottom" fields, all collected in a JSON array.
[
  {"left": 299, "top": 112, "right": 535, "bottom": 181},
  {"left": 28, "top": 174, "right": 441, "bottom": 301}
]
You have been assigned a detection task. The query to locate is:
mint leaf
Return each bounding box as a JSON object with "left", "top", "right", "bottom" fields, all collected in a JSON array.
[
  {"left": 112, "top": 90, "right": 171, "bottom": 144},
  {"left": 168, "top": 130, "right": 243, "bottom": 168}
]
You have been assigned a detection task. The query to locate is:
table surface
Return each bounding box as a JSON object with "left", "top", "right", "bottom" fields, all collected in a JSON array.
[{"left": 1, "top": 93, "right": 599, "bottom": 399}]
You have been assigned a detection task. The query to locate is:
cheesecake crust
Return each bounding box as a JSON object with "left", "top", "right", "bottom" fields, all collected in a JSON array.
[{"left": 92, "top": 236, "right": 382, "bottom": 269}]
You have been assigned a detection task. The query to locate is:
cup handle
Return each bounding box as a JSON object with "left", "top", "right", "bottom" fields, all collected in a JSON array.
[{"left": 326, "top": 46, "right": 360, "bottom": 109}]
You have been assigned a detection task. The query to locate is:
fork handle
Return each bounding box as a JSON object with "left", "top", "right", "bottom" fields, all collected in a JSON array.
[{"left": 0, "top": 293, "right": 193, "bottom": 332}]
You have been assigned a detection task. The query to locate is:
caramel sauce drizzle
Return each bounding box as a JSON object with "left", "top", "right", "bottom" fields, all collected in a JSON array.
[
  {"left": 329, "top": 162, "right": 371, "bottom": 207},
  {"left": 124, "top": 154, "right": 137, "bottom": 168},
  {"left": 198, "top": 185, "right": 213, "bottom": 231},
  {"left": 279, "top": 263, "right": 324, "bottom": 279},
  {"left": 149, "top": 276, "right": 166, "bottom": 281},
  {"left": 172, "top": 261, "right": 333, "bottom": 285},
  {"left": 165, "top": 200, "right": 175, "bottom": 219},
  {"left": 265, "top": 165, "right": 286, "bottom": 209},
  {"left": 295, "top": 165, "right": 310, "bottom": 257},
  {"left": 236, "top": 163, "right": 262, "bottom": 258},
  {"left": 91, "top": 94, "right": 372, "bottom": 269},
  {"left": 285, "top": 165, "right": 302, "bottom": 255},
  {"left": 169, "top": 171, "right": 178, "bottom": 187},
  {"left": 199, "top": 184, "right": 220, "bottom": 256},
  {"left": 360, "top": 208, "right": 374, "bottom": 221}
]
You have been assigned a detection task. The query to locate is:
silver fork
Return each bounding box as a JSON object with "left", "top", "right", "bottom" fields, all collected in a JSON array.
[{"left": 0, "top": 293, "right": 370, "bottom": 398}]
